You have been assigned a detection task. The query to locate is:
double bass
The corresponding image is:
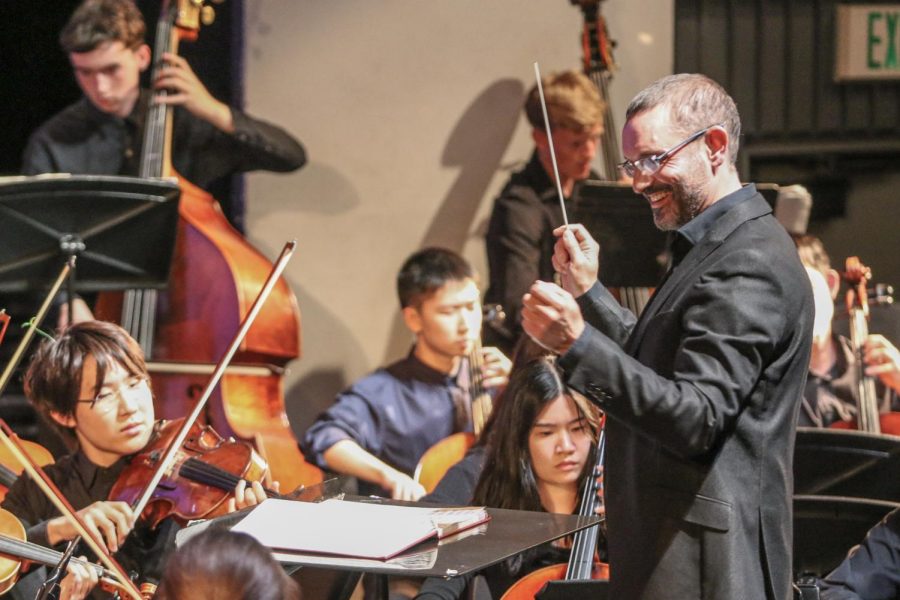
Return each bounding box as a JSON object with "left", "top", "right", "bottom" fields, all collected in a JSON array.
[
  {"left": 414, "top": 305, "right": 505, "bottom": 494},
  {"left": 570, "top": 0, "right": 654, "bottom": 317},
  {"left": 830, "top": 257, "right": 899, "bottom": 434},
  {"left": 95, "top": 0, "right": 321, "bottom": 492}
]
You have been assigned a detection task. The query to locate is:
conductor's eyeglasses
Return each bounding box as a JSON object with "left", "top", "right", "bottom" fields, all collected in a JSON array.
[{"left": 619, "top": 123, "right": 722, "bottom": 178}]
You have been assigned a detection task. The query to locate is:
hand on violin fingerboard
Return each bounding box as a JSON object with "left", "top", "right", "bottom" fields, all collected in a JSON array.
[
  {"left": 478, "top": 347, "right": 512, "bottom": 389},
  {"left": 226, "top": 479, "right": 274, "bottom": 513},
  {"left": 864, "top": 334, "right": 900, "bottom": 394},
  {"left": 59, "top": 556, "right": 100, "bottom": 600},
  {"left": 47, "top": 501, "right": 135, "bottom": 553}
]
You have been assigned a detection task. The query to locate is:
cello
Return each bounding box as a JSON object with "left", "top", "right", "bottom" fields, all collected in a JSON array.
[
  {"left": 501, "top": 422, "right": 609, "bottom": 599},
  {"left": 413, "top": 305, "right": 505, "bottom": 494},
  {"left": 830, "top": 257, "right": 899, "bottom": 434},
  {"left": 94, "top": 0, "right": 321, "bottom": 492}
]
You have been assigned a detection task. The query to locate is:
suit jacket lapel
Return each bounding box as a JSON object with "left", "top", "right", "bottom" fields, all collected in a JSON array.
[{"left": 624, "top": 193, "right": 773, "bottom": 355}]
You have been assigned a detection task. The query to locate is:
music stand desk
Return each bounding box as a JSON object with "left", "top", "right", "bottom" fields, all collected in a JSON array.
[
  {"left": 794, "top": 427, "right": 900, "bottom": 500},
  {"left": 0, "top": 174, "right": 180, "bottom": 293},
  {"left": 178, "top": 497, "right": 600, "bottom": 599}
]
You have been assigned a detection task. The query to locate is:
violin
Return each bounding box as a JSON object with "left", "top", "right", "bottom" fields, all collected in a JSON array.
[
  {"left": 109, "top": 418, "right": 271, "bottom": 528},
  {"left": 0, "top": 310, "right": 9, "bottom": 348},
  {"left": 501, "top": 422, "right": 609, "bottom": 599},
  {"left": 0, "top": 507, "right": 129, "bottom": 596},
  {"left": 0, "top": 310, "right": 54, "bottom": 503},
  {"left": 830, "top": 257, "right": 898, "bottom": 434},
  {"left": 109, "top": 243, "right": 296, "bottom": 532},
  {"left": 0, "top": 421, "right": 144, "bottom": 600},
  {"left": 414, "top": 306, "right": 504, "bottom": 493},
  {"left": 0, "top": 437, "right": 54, "bottom": 504}
]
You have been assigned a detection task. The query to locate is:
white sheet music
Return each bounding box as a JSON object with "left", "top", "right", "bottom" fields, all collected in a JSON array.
[{"left": 232, "top": 498, "right": 486, "bottom": 560}]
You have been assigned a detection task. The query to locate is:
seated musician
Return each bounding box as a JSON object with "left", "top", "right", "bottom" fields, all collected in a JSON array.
[
  {"left": 483, "top": 70, "right": 604, "bottom": 354},
  {"left": 1, "top": 320, "right": 268, "bottom": 600},
  {"left": 301, "top": 247, "right": 511, "bottom": 501},
  {"left": 24, "top": 0, "right": 305, "bottom": 189},
  {"left": 794, "top": 235, "right": 900, "bottom": 427},
  {"left": 415, "top": 357, "right": 603, "bottom": 600},
  {"left": 22, "top": 0, "right": 307, "bottom": 326},
  {"left": 156, "top": 528, "right": 300, "bottom": 600}
]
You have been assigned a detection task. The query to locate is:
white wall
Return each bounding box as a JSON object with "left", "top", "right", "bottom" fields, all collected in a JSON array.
[{"left": 241, "top": 1, "right": 674, "bottom": 434}]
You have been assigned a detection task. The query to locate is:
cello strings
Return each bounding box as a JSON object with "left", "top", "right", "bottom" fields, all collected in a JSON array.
[{"left": 533, "top": 62, "right": 569, "bottom": 227}]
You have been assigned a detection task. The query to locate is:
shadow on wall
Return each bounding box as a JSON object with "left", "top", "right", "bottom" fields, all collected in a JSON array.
[
  {"left": 284, "top": 276, "right": 369, "bottom": 441},
  {"left": 381, "top": 78, "right": 525, "bottom": 364}
]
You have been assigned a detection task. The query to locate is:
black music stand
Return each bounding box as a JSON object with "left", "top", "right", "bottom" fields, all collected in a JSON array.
[
  {"left": 794, "top": 427, "right": 900, "bottom": 501},
  {"left": 572, "top": 180, "right": 668, "bottom": 288},
  {"left": 176, "top": 497, "right": 600, "bottom": 600},
  {"left": 793, "top": 494, "right": 900, "bottom": 578},
  {"left": 0, "top": 174, "right": 180, "bottom": 294}
]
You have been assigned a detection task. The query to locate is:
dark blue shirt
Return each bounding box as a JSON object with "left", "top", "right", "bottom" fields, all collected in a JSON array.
[{"left": 301, "top": 351, "right": 471, "bottom": 497}]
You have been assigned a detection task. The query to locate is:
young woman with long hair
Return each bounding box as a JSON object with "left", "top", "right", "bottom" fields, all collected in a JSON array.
[{"left": 415, "top": 357, "right": 602, "bottom": 599}]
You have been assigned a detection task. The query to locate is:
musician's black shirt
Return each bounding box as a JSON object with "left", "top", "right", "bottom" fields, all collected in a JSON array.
[
  {"left": 21, "top": 91, "right": 306, "bottom": 192},
  {"left": 2, "top": 451, "right": 177, "bottom": 600}
]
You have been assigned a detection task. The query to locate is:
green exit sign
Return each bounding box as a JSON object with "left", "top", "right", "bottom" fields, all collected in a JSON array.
[{"left": 836, "top": 4, "right": 900, "bottom": 80}]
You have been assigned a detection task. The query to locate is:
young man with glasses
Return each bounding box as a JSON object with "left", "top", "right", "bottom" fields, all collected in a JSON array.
[
  {"left": 522, "top": 73, "right": 814, "bottom": 599},
  {"left": 1, "top": 320, "right": 267, "bottom": 600}
]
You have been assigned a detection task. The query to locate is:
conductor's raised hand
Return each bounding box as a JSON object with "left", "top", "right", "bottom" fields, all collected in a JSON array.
[
  {"left": 521, "top": 280, "right": 585, "bottom": 355},
  {"left": 551, "top": 224, "right": 600, "bottom": 298}
]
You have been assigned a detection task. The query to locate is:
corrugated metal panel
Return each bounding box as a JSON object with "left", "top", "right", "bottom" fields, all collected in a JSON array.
[{"left": 675, "top": 0, "right": 900, "bottom": 152}]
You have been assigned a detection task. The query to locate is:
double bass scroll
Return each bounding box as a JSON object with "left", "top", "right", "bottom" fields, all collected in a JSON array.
[{"left": 570, "top": 0, "right": 621, "bottom": 181}]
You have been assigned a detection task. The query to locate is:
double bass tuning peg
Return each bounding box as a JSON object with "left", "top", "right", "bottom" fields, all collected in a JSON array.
[
  {"left": 200, "top": 5, "right": 215, "bottom": 26},
  {"left": 869, "top": 283, "right": 894, "bottom": 306}
]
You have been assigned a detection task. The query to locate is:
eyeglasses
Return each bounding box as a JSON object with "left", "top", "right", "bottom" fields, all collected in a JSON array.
[
  {"left": 618, "top": 123, "right": 722, "bottom": 178},
  {"left": 77, "top": 375, "right": 148, "bottom": 414}
]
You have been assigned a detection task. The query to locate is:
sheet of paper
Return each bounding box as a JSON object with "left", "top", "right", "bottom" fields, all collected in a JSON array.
[{"left": 232, "top": 498, "right": 440, "bottom": 560}]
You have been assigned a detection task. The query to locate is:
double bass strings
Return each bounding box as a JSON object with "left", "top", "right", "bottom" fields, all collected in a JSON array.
[{"left": 533, "top": 62, "right": 570, "bottom": 228}]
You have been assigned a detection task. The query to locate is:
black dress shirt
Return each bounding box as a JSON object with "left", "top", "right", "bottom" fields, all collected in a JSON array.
[
  {"left": 2, "top": 451, "right": 177, "bottom": 600},
  {"left": 484, "top": 152, "right": 597, "bottom": 353},
  {"left": 22, "top": 92, "right": 306, "bottom": 190}
]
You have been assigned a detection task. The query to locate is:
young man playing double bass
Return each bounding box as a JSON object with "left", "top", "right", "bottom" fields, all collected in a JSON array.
[
  {"left": 302, "top": 248, "right": 511, "bottom": 501},
  {"left": 20, "top": 0, "right": 306, "bottom": 327},
  {"left": 23, "top": 0, "right": 305, "bottom": 189},
  {"left": 2, "top": 321, "right": 267, "bottom": 600}
]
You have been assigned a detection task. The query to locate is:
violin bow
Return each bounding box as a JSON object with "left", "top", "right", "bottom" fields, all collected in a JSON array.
[
  {"left": 0, "top": 257, "right": 74, "bottom": 399},
  {"left": 533, "top": 62, "right": 570, "bottom": 227},
  {"left": 129, "top": 241, "right": 297, "bottom": 518},
  {"left": 0, "top": 421, "right": 143, "bottom": 600}
]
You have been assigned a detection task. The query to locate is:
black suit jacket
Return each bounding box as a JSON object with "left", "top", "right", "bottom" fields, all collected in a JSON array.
[{"left": 559, "top": 188, "right": 813, "bottom": 599}]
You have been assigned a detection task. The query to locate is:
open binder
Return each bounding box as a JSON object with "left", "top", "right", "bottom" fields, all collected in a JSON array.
[{"left": 231, "top": 498, "right": 489, "bottom": 560}]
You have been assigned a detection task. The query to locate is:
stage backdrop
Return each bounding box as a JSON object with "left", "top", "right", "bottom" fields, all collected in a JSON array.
[{"left": 239, "top": 1, "right": 675, "bottom": 436}]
